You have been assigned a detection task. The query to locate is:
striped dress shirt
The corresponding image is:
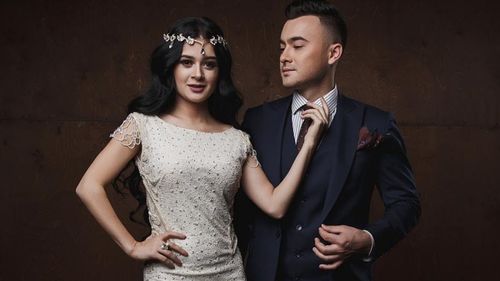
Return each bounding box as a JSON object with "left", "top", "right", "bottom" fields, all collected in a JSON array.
[{"left": 291, "top": 86, "right": 338, "bottom": 143}]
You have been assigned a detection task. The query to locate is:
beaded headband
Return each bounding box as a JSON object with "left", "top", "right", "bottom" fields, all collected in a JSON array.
[{"left": 162, "top": 33, "right": 228, "bottom": 55}]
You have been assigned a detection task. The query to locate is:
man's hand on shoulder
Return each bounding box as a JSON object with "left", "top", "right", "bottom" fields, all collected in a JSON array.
[{"left": 313, "top": 224, "right": 373, "bottom": 270}]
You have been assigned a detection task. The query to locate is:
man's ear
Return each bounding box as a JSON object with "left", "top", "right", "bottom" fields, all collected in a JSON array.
[{"left": 327, "top": 43, "right": 343, "bottom": 65}]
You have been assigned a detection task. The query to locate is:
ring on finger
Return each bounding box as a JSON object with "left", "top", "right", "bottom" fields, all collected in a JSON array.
[{"left": 160, "top": 241, "right": 171, "bottom": 251}]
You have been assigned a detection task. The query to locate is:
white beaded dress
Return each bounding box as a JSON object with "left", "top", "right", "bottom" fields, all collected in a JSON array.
[{"left": 111, "top": 112, "right": 252, "bottom": 281}]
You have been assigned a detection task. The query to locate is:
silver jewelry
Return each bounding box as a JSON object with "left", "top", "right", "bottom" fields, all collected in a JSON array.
[
  {"left": 162, "top": 33, "right": 228, "bottom": 54},
  {"left": 209, "top": 35, "right": 226, "bottom": 46},
  {"left": 249, "top": 149, "right": 260, "bottom": 168},
  {"left": 160, "top": 241, "right": 170, "bottom": 251}
]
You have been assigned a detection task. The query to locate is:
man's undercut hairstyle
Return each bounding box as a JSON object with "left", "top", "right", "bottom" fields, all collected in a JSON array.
[{"left": 285, "top": 0, "right": 347, "bottom": 48}]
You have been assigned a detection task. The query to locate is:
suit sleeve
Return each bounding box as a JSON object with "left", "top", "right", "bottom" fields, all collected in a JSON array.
[{"left": 364, "top": 114, "right": 421, "bottom": 259}]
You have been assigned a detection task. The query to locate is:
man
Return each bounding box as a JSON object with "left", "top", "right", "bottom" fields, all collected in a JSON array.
[{"left": 236, "top": 0, "right": 421, "bottom": 280}]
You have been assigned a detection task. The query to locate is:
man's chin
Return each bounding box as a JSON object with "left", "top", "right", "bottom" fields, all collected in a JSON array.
[{"left": 281, "top": 79, "right": 298, "bottom": 88}]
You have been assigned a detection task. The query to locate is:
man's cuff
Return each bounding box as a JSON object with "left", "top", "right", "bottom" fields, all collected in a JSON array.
[{"left": 361, "top": 230, "right": 375, "bottom": 262}]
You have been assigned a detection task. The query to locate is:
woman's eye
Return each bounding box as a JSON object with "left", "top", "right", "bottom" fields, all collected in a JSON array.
[
  {"left": 204, "top": 61, "right": 218, "bottom": 69},
  {"left": 180, "top": 60, "right": 193, "bottom": 66},
  {"left": 293, "top": 45, "right": 304, "bottom": 49}
]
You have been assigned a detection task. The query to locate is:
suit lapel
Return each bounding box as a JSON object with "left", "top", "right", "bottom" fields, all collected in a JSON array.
[
  {"left": 280, "top": 111, "right": 297, "bottom": 179},
  {"left": 320, "top": 94, "right": 364, "bottom": 219},
  {"left": 265, "top": 96, "right": 293, "bottom": 186}
]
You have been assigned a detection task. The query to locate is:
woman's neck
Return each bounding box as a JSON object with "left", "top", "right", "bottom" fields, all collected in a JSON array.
[{"left": 167, "top": 97, "right": 213, "bottom": 125}]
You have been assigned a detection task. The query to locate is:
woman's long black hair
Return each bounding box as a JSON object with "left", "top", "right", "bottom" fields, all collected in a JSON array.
[{"left": 113, "top": 17, "right": 242, "bottom": 226}]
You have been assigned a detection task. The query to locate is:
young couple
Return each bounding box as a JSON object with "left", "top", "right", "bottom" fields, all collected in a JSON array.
[{"left": 76, "top": 1, "right": 420, "bottom": 280}]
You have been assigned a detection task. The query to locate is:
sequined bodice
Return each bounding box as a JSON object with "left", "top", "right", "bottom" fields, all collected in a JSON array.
[{"left": 111, "top": 112, "right": 249, "bottom": 280}]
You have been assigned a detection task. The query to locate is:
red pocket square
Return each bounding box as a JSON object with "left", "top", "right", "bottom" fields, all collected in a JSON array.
[{"left": 357, "top": 126, "right": 383, "bottom": 150}]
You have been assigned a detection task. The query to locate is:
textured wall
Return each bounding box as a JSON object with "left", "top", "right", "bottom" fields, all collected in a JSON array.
[{"left": 1, "top": 0, "right": 499, "bottom": 280}]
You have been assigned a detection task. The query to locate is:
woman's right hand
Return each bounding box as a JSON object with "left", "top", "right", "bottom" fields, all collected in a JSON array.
[
  {"left": 301, "top": 97, "right": 330, "bottom": 149},
  {"left": 128, "top": 231, "right": 189, "bottom": 269}
]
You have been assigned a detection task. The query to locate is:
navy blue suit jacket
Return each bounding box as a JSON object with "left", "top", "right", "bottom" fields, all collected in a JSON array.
[{"left": 235, "top": 94, "right": 421, "bottom": 281}]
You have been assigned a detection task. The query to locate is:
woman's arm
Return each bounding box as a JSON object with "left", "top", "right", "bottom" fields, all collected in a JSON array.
[
  {"left": 76, "top": 140, "right": 140, "bottom": 254},
  {"left": 76, "top": 138, "right": 187, "bottom": 268},
  {"left": 241, "top": 100, "right": 329, "bottom": 219}
]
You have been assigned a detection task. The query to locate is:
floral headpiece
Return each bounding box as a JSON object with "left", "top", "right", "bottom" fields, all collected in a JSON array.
[{"left": 162, "top": 33, "right": 228, "bottom": 55}]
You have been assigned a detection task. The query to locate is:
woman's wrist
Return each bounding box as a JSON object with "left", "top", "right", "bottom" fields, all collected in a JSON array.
[
  {"left": 300, "top": 141, "right": 316, "bottom": 153},
  {"left": 123, "top": 239, "right": 138, "bottom": 257}
]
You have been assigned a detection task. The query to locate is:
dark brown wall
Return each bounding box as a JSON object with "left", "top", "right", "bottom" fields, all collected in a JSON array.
[{"left": 1, "top": 0, "right": 499, "bottom": 280}]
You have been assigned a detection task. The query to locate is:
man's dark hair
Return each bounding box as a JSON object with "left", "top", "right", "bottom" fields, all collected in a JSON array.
[{"left": 285, "top": 0, "right": 347, "bottom": 47}]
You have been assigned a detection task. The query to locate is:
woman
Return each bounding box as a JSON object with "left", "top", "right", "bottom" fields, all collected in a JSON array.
[{"left": 76, "top": 17, "right": 329, "bottom": 281}]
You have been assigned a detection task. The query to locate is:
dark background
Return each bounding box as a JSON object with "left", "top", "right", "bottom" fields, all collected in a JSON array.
[{"left": 1, "top": 0, "right": 499, "bottom": 280}]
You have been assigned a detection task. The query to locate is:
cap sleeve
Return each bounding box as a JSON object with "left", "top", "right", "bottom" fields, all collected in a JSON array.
[
  {"left": 241, "top": 131, "right": 259, "bottom": 168},
  {"left": 110, "top": 113, "right": 141, "bottom": 149}
]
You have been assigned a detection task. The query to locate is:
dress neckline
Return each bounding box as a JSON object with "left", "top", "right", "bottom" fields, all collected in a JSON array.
[{"left": 154, "top": 115, "right": 234, "bottom": 134}]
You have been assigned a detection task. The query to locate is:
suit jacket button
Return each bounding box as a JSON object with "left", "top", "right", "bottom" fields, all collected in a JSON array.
[
  {"left": 296, "top": 224, "right": 303, "bottom": 231},
  {"left": 275, "top": 230, "right": 281, "bottom": 238}
]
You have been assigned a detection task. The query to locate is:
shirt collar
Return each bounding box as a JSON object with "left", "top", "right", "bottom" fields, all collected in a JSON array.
[{"left": 291, "top": 85, "right": 338, "bottom": 115}]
